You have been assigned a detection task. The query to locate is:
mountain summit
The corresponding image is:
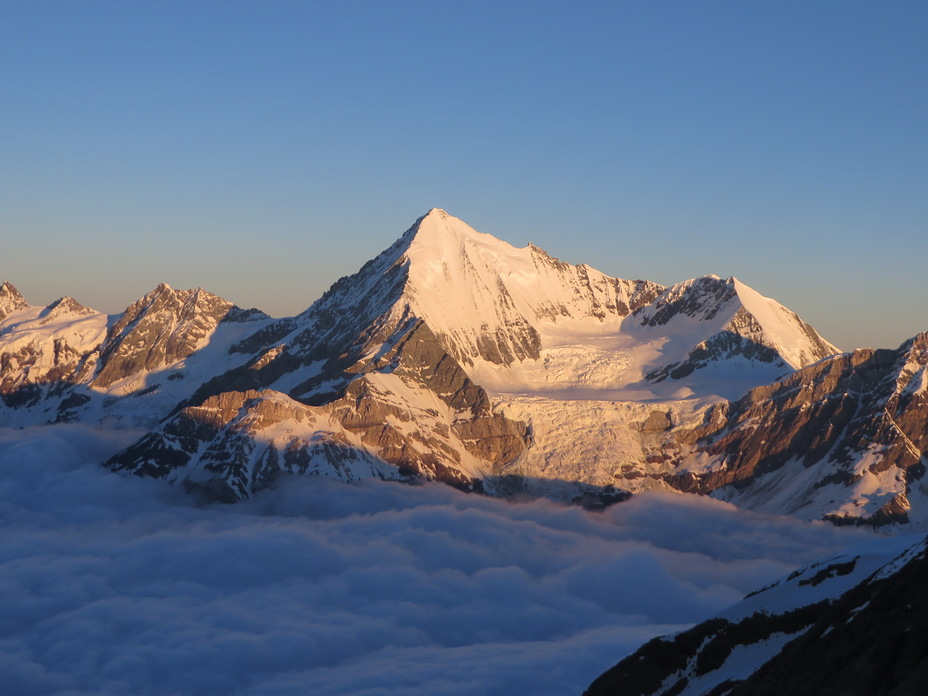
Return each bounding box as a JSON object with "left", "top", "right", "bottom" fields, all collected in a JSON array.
[
  {"left": 381, "top": 210, "right": 838, "bottom": 402},
  {"left": 0, "top": 281, "right": 30, "bottom": 321},
  {"left": 298, "top": 208, "right": 836, "bottom": 401}
]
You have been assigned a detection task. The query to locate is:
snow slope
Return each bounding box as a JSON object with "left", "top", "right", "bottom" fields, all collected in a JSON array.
[
  {"left": 397, "top": 210, "right": 837, "bottom": 402},
  {"left": 0, "top": 293, "right": 107, "bottom": 392}
]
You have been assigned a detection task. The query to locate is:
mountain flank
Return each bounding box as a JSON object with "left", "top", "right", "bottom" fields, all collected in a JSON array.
[{"left": 584, "top": 534, "right": 928, "bottom": 696}]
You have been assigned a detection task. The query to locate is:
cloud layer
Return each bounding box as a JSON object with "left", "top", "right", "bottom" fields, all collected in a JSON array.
[{"left": 0, "top": 425, "right": 874, "bottom": 696}]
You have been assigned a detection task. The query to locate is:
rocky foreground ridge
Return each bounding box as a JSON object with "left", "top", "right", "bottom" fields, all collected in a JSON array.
[
  {"left": 584, "top": 533, "right": 928, "bottom": 696},
  {"left": 2, "top": 210, "right": 926, "bottom": 526}
]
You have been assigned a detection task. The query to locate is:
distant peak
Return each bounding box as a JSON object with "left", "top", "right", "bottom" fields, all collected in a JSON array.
[
  {"left": 0, "top": 281, "right": 30, "bottom": 320},
  {"left": 1, "top": 280, "right": 25, "bottom": 298},
  {"left": 43, "top": 296, "right": 94, "bottom": 316},
  {"left": 144, "top": 284, "right": 227, "bottom": 307}
]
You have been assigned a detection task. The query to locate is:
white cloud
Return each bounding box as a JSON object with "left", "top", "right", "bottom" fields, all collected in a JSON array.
[{"left": 0, "top": 425, "right": 875, "bottom": 696}]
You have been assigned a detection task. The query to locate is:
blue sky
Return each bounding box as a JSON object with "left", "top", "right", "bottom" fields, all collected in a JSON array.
[{"left": 2, "top": 1, "right": 925, "bottom": 350}]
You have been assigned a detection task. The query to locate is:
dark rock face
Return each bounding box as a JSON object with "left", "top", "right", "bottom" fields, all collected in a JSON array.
[
  {"left": 108, "top": 315, "right": 532, "bottom": 500},
  {"left": 584, "top": 537, "right": 928, "bottom": 696},
  {"left": 682, "top": 333, "right": 928, "bottom": 525},
  {"left": 584, "top": 609, "right": 822, "bottom": 696},
  {"left": 0, "top": 281, "right": 30, "bottom": 321},
  {"left": 635, "top": 276, "right": 737, "bottom": 327},
  {"left": 94, "top": 284, "right": 237, "bottom": 388},
  {"left": 632, "top": 410, "right": 674, "bottom": 433},
  {"left": 648, "top": 330, "right": 786, "bottom": 382},
  {"left": 725, "top": 545, "right": 928, "bottom": 696}
]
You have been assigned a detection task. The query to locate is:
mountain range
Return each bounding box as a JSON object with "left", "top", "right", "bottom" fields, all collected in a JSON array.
[{"left": 2, "top": 209, "right": 926, "bottom": 525}]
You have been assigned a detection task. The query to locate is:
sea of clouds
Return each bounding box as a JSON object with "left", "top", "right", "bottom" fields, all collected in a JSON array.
[{"left": 1, "top": 425, "right": 876, "bottom": 696}]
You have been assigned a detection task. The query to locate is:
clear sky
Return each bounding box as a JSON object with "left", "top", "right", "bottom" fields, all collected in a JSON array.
[{"left": 2, "top": 1, "right": 925, "bottom": 350}]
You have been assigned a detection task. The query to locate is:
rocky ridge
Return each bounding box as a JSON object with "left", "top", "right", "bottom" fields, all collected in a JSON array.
[
  {"left": 584, "top": 534, "right": 928, "bottom": 696},
  {"left": 0, "top": 289, "right": 107, "bottom": 398},
  {"left": 0, "top": 283, "right": 272, "bottom": 426},
  {"left": 0, "top": 281, "right": 31, "bottom": 321},
  {"left": 702, "top": 332, "right": 928, "bottom": 526},
  {"left": 93, "top": 283, "right": 256, "bottom": 391}
]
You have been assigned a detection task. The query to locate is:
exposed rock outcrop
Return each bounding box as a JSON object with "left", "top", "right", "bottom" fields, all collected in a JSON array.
[
  {"left": 93, "top": 284, "right": 238, "bottom": 389},
  {"left": 0, "top": 281, "right": 30, "bottom": 321},
  {"left": 692, "top": 333, "right": 928, "bottom": 525}
]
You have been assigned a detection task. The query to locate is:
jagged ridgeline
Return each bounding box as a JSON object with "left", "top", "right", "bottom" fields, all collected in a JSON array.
[{"left": 1, "top": 210, "right": 926, "bottom": 525}]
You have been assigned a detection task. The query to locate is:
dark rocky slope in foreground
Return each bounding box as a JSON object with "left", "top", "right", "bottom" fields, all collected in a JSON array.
[{"left": 584, "top": 535, "right": 928, "bottom": 696}]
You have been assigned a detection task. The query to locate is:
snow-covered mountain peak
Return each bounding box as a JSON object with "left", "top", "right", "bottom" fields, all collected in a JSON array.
[
  {"left": 0, "top": 280, "right": 24, "bottom": 297},
  {"left": 40, "top": 296, "right": 96, "bottom": 322},
  {"left": 403, "top": 208, "right": 522, "bottom": 270},
  {"left": 730, "top": 277, "right": 840, "bottom": 368},
  {"left": 0, "top": 281, "right": 30, "bottom": 321},
  {"left": 0, "top": 288, "right": 108, "bottom": 396},
  {"left": 393, "top": 209, "right": 666, "bottom": 370},
  {"left": 92, "top": 284, "right": 241, "bottom": 391},
  {"left": 632, "top": 273, "right": 838, "bottom": 377},
  {"left": 287, "top": 210, "right": 834, "bottom": 402}
]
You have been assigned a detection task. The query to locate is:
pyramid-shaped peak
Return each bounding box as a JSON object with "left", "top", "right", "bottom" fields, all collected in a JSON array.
[
  {"left": 1, "top": 280, "right": 26, "bottom": 301},
  {"left": 42, "top": 296, "right": 95, "bottom": 317},
  {"left": 411, "top": 208, "right": 479, "bottom": 237},
  {"left": 0, "top": 281, "right": 30, "bottom": 321},
  {"left": 404, "top": 208, "right": 524, "bottom": 264}
]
